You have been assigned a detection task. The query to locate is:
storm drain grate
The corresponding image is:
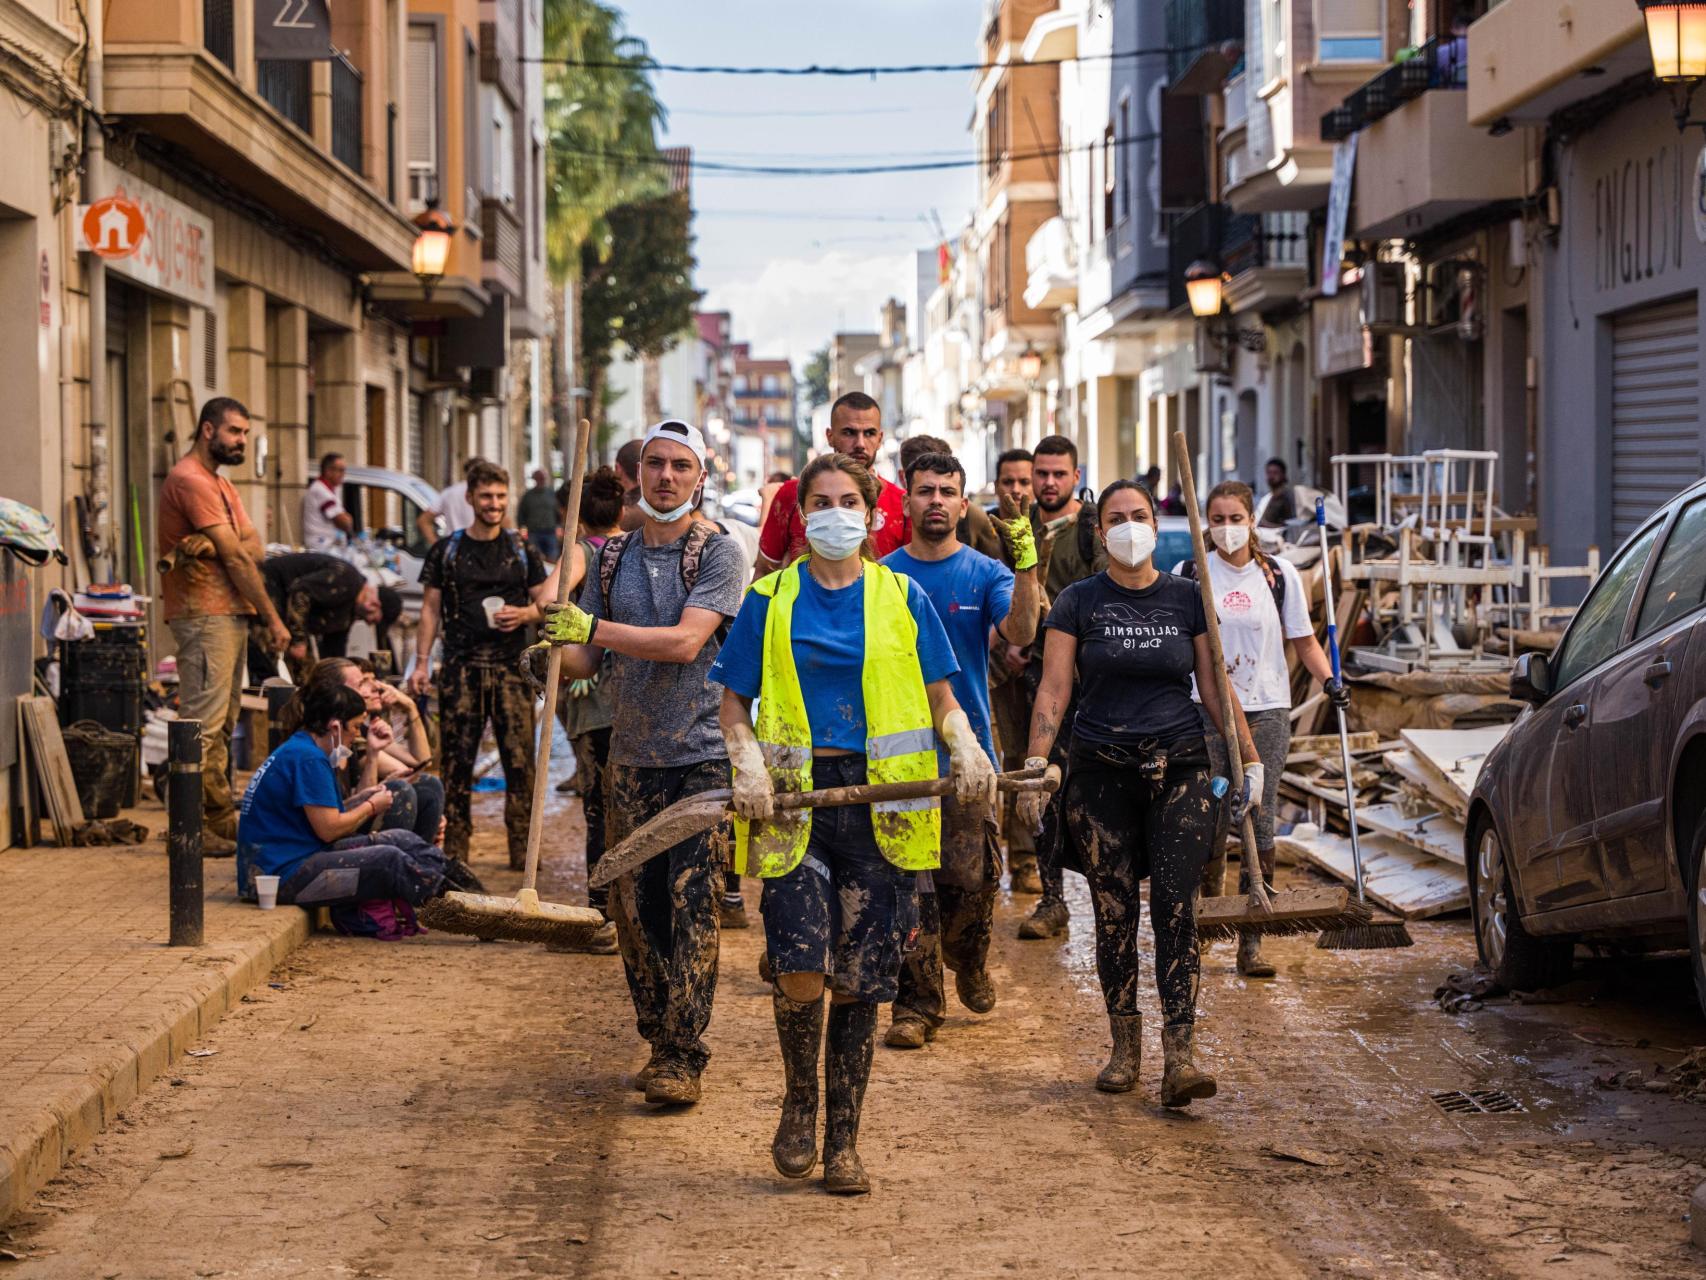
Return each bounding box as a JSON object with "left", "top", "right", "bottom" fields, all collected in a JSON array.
[{"left": 1430, "top": 1088, "right": 1524, "bottom": 1115}]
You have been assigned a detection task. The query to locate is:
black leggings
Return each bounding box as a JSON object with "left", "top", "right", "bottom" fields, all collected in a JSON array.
[{"left": 1062, "top": 739, "right": 1217, "bottom": 1028}]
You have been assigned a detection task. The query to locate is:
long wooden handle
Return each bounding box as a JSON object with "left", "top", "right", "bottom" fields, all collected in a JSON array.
[
  {"left": 1172, "top": 432, "right": 1272, "bottom": 913},
  {"left": 772, "top": 765, "right": 1053, "bottom": 812},
  {"left": 519, "top": 418, "right": 591, "bottom": 902}
]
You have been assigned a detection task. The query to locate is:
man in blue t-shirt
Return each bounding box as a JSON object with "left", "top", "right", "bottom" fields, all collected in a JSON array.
[{"left": 878, "top": 450, "right": 1039, "bottom": 1048}]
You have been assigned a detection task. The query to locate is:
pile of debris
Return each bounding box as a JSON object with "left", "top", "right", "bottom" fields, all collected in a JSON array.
[{"left": 1595, "top": 1049, "right": 1706, "bottom": 1103}]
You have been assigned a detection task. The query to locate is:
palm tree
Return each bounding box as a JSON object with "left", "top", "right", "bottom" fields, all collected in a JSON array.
[{"left": 541, "top": 0, "right": 667, "bottom": 458}]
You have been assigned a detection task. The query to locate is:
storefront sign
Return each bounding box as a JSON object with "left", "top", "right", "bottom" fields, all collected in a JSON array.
[
  {"left": 80, "top": 172, "right": 215, "bottom": 311},
  {"left": 254, "top": 0, "right": 332, "bottom": 60},
  {"left": 1313, "top": 288, "right": 1372, "bottom": 379},
  {"left": 1590, "top": 134, "right": 1695, "bottom": 294}
]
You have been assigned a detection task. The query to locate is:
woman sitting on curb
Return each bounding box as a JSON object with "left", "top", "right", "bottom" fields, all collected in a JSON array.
[{"left": 237, "top": 681, "right": 454, "bottom": 919}]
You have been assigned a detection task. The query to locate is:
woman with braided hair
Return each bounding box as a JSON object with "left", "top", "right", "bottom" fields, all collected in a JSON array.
[{"left": 1176, "top": 480, "right": 1346, "bottom": 977}]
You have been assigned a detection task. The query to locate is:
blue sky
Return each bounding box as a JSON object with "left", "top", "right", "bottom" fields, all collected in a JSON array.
[{"left": 621, "top": 1, "right": 979, "bottom": 363}]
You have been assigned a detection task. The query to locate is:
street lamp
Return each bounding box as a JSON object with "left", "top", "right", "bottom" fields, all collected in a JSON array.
[
  {"left": 411, "top": 200, "right": 454, "bottom": 301},
  {"left": 1017, "top": 343, "right": 1043, "bottom": 389},
  {"left": 1638, "top": 0, "right": 1706, "bottom": 130},
  {"left": 1184, "top": 260, "right": 1225, "bottom": 319}
]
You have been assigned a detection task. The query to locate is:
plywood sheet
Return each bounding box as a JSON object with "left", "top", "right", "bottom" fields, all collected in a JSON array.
[
  {"left": 1398, "top": 726, "right": 1508, "bottom": 809},
  {"left": 1276, "top": 830, "right": 1468, "bottom": 919},
  {"left": 1357, "top": 802, "right": 1466, "bottom": 867}
]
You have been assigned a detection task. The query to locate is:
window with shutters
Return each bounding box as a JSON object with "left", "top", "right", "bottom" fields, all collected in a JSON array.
[
  {"left": 203, "top": 311, "right": 218, "bottom": 389},
  {"left": 1316, "top": 0, "right": 1385, "bottom": 61},
  {"left": 489, "top": 96, "right": 514, "bottom": 203},
  {"left": 464, "top": 36, "right": 480, "bottom": 215},
  {"left": 1102, "top": 124, "right": 1116, "bottom": 237},
  {"left": 405, "top": 23, "right": 440, "bottom": 211},
  {"left": 1116, "top": 95, "right": 1131, "bottom": 226}
]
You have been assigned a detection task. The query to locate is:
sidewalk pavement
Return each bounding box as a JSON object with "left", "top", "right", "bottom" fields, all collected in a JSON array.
[{"left": 0, "top": 826, "right": 308, "bottom": 1221}]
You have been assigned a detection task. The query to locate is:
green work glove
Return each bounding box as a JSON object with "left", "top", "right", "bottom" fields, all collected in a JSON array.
[
  {"left": 568, "top": 677, "right": 596, "bottom": 700},
  {"left": 542, "top": 601, "right": 597, "bottom": 645},
  {"left": 998, "top": 514, "right": 1038, "bottom": 571}
]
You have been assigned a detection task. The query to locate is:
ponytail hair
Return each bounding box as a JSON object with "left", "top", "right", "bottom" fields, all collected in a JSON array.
[{"left": 1205, "top": 480, "right": 1275, "bottom": 585}]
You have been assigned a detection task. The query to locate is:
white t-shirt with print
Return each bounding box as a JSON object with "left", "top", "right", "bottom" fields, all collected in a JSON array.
[
  {"left": 301, "top": 477, "right": 347, "bottom": 550},
  {"left": 1184, "top": 553, "right": 1314, "bottom": 712}
]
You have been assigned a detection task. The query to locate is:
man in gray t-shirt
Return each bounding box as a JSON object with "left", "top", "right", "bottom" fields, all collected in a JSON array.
[{"left": 543, "top": 420, "right": 741, "bottom": 1107}]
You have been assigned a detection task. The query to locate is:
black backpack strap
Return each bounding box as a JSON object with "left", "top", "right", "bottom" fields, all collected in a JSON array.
[{"left": 1076, "top": 499, "right": 1098, "bottom": 566}]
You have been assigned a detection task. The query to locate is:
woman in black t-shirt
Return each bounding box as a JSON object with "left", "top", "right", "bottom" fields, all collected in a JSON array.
[{"left": 1018, "top": 479, "right": 1258, "bottom": 1108}]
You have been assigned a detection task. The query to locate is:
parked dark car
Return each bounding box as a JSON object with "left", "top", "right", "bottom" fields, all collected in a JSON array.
[{"left": 1469, "top": 478, "right": 1706, "bottom": 1013}]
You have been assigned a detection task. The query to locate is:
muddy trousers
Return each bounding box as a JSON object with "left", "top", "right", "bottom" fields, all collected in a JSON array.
[
  {"left": 1200, "top": 707, "right": 1289, "bottom": 899},
  {"left": 570, "top": 726, "right": 612, "bottom": 914},
  {"left": 893, "top": 796, "right": 999, "bottom": 1027},
  {"left": 438, "top": 661, "right": 537, "bottom": 868},
  {"left": 605, "top": 760, "right": 730, "bottom": 1075},
  {"left": 1063, "top": 741, "right": 1217, "bottom": 1027}
]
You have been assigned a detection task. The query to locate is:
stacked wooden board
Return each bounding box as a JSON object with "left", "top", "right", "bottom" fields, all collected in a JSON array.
[{"left": 1276, "top": 724, "right": 1509, "bottom": 919}]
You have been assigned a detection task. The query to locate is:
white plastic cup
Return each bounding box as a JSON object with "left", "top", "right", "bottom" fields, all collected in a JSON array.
[
  {"left": 255, "top": 874, "right": 280, "bottom": 911},
  {"left": 481, "top": 595, "right": 505, "bottom": 628}
]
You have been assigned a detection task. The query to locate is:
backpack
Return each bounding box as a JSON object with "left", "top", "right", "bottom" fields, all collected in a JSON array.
[
  {"left": 1177, "top": 553, "right": 1287, "bottom": 615},
  {"left": 596, "top": 522, "right": 731, "bottom": 643},
  {"left": 442, "top": 528, "right": 530, "bottom": 626}
]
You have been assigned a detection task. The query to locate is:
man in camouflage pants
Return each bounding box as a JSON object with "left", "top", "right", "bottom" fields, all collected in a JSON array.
[{"left": 409, "top": 461, "right": 550, "bottom": 869}]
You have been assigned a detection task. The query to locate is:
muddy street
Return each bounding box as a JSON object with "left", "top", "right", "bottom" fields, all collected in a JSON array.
[{"left": 1, "top": 793, "right": 1702, "bottom": 1279}]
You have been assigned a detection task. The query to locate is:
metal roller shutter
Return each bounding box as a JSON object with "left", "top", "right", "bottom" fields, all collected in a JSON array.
[{"left": 1612, "top": 296, "right": 1701, "bottom": 541}]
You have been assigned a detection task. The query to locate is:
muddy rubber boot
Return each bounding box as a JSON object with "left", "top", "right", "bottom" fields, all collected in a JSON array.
[
  {"left": 1159, "top": 1024, "right": 1217, "bottom": 1109},
  {"left": 1018, "top": 896, "right": 1070, "bottom": 940},
  {"left": 1235, "top": 932, "right": 1276, "bottom": 978},
  {"left": 823, "top": 1001, "right": 876, "bottom": 1195},
  {"left": 1009, "top": 857, "right": 1043, "bottom": 895},
  {"left": 771, "top": 992, "right": 823, "bottom": 1179},
  {"left": 1095, "top": 1013, "right": 1142, "bottom": 1093}
]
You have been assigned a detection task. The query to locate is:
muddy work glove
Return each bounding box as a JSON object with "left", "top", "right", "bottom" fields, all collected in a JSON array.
[
  {"left": 1228, "top": 761, "right": 1265, "bottom": 825},
  {"left": 995, "top": 494, "right": 1038, "bottom": 572},
  {"left": 1324, "top": 677, "right": 1351, "bottom": 711},
  {"left": 941, "top": 709, "right": 998, "bottom": 813},
  {"left": 724, "top": 718, "right": 775, "bottom": 822},
  {"left": 542, "top": 601, "right": 598, "bottom": 646},
  {"left": 1015, "top": 755, "right": 1051, "bottom": 830}
]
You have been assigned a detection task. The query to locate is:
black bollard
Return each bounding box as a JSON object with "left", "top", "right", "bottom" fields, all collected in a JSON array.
[{"left": 168, "top": 718, "right": 204, "bottom": 946}]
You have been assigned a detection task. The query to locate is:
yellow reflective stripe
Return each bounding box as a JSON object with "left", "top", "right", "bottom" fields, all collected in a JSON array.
[
  {"left": 872, "top": 795, "right": 940, "bottom": 814},
  {"left": 867, "top": 727, "right": 937, "bottom": 760}
]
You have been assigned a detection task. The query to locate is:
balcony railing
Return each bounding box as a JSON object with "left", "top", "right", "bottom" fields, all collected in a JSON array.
[
  {"left": 1222, "top": 211, "right": 1308, "bottom": 276},
  {"left": 203, "top": 0, "right": 235, "bottom": 71},
  {"left": 1165, "top": 0, "right": 1244, "bottom": 92},
  {"left": 1322, "top": 36, "right": 1468, "bottom": 140},
  {"left": 257, "top": 59, "right": 312, "bottom": 133},
  {"left": 331, "top": 58, "right": 364, "bottom": 173},
  {"left": 480, "top": 197, "right": 524, "bottom": 289}
]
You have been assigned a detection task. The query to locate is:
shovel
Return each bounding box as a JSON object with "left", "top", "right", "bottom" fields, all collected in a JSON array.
[{"left": 591, "top": 765, "right": 1059, "bottom": 889}]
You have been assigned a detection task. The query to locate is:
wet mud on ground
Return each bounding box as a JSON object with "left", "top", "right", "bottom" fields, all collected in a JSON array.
[{"left": 5, "top": 775, "right": 1706, "bottom": 1278}]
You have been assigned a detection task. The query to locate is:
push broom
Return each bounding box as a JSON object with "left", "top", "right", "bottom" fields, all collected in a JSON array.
[
  {"left": 1312, "top": 496, "right": 1413, "bottom": 950},
  {"left": 1173, "top": 433, "right": 1371, "bottom": 943},
  {"left": 418, "top": 419, "right": 606, "bottom": 947}
]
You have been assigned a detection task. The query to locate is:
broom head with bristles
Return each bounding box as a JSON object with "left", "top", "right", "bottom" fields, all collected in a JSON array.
[
  {"left": 418, "top": 888, "right": 607, "bottom": 947},
  {"left": 1315, "top": 913, "right": 1414, "bottom": 949},
  {"left": 1196, "top": 885, "right": 1373, "bottom": 942}
]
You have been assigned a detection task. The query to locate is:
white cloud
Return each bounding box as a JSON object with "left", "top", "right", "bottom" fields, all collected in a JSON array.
[{"left": 700, "top": 249, "right": 917, "bottom": 365}]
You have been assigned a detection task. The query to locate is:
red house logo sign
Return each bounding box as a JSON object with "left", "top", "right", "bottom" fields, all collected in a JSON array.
[{"left": 81, "top": 197, "right": 146, "bottom": 260}]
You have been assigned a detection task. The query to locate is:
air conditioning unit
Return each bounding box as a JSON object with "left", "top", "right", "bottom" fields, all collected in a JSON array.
[{"left": 1359, "top": 262, "right": 1405, "bottom": 331}]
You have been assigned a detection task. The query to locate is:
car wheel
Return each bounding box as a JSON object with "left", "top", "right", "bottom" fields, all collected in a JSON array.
[
  {"left": 1688, "top": 822, "right": 1706, "bottom": 1021},
  {"left": 1469, "top": 817, "right": 1572, "bottom": 991}
]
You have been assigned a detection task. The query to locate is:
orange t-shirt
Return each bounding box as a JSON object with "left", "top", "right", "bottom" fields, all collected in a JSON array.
[{"left": 157, "top": 454, "right": 257, "bottom": 620}]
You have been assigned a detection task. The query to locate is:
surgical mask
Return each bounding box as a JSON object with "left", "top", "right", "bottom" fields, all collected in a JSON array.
[
  {"left": 804, "top": 507, "right": 868, "bottom": 561},
  {"left": 1105, "top": 521, "right": 1156, "bottom": 568},
  {"left": 1210, "top": 524, "right": 1250, "bottom": 555},
  {"left": 328, "top": 726, "right": 352, "bottom": 770},
  {"left": 637, "top": 484, "right": 701, "bottom": 524}
]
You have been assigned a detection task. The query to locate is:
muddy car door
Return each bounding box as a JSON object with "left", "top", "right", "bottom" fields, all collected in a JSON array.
[
  {"left": 1535, "top": 520, "right": 1664, "bottom": 909},
  {"left": 1591, "top": 496, "right": 1706, "bottom": 903}
]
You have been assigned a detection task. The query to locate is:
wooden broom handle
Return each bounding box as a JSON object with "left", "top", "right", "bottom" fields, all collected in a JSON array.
[
  {"left": 1172, "top": 432, "right": 1272, "bottom": 913},
  {"left": 519, "top": 418, "right": 590, "bottom": 901}
]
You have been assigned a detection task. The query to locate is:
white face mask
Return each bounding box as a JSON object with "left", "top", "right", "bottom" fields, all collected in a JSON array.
[
  {"left": 804, "top": 507, "right": 869, "bottom": 561},
  {"left": 637, "top": 483, "right": 702, "bottom": 525},
  {"left": 1104, "top": 520, "right": 1156, "bottom": 568},
  {"left": 1210, "top": 523, "right": 1250, "bottom": 555},
  {"left": 328, "top": 725, "right": 352, "bottom": 769}
]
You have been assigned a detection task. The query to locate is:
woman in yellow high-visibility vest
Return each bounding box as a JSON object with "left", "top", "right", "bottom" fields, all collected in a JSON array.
[{"left": 710, "top": 452, "right": 997, "bottom": 1197}]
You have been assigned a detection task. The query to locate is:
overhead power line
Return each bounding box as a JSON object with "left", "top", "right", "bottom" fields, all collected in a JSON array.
[
  {"left": 555, "top": 132, "right": 1161, "bottom": 178},
  {"left": 524, "top": 46, "right": 1188, "bottom": 76}
]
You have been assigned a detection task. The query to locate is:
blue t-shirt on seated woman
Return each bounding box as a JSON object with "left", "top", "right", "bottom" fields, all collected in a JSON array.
[
  {"left": 709, "top": 565, "right": 958, "bottom": 753},
  {"left": 237, "top": 730, "right": 343, "bottom": 882}
]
